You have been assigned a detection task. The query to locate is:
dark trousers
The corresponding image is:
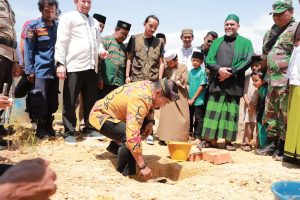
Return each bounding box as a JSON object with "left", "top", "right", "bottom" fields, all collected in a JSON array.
[
  {"left": 34, "top": 78, "right": 59, "bottom": 117},
  {"left": 100, "top": 121, "right": 136, "bottom": 176},
  {"left": 63, "top": 69, "right": 98, "bottom": 135},
  {"left": 0, "top": 55, "right": 13, "bottom": 122},
  {"left": 0, "top": 164, "right": 13, "bottom": 176},
  {"left": 189, "top": 105, "right": 205, "bottom": 138},
  {"left": 0, "top": 55, "right": 13, "bottom": 94},
  {"left": 98, "top": 84, "right": 118, "bottom": 100}
]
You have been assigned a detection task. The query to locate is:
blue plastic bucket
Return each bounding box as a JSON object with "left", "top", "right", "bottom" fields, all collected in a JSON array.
[{"left": 271, "top": 181, "right": 300, "bottom": 200}]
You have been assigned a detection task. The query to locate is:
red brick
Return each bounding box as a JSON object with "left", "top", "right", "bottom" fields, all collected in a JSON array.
[
  {"left": 212, "top": 152, "right": 233, "bottom": 165},
  {"left": 204, "top": 150, "right": 233, "bottom": 165},
  {"left": 188, "top": 152, "right": 203, "bottom": 162},
  {"left": 202, "top": 150, "right": 218, "bottom": 161}
]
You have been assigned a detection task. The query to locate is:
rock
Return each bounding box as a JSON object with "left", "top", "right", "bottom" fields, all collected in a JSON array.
[
  {"left": 240, "top": 180, "right": 248, "bottom": 186},
  {"left": 256, "top": 187, "right": 264, "bottom": 192},
  {"left": 96, "top": 195, "right": 114, "bottom": 200},
  {"left": 229, "top": 178, "right": 236, "bottom": 183}
]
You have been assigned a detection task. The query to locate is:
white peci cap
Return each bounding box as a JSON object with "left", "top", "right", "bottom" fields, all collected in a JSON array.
[{"left": 164, "top": 50, "right": 177, "bottom": 62}]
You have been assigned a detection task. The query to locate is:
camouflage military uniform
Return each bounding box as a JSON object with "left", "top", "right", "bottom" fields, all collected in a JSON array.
[{"left": 262, "top": 17, "right": 297, "bottom": 139}]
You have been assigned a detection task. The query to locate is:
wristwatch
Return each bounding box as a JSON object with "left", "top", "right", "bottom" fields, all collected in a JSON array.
[{"left": 138, "top": 163, "right": 147, "bottom": 170}]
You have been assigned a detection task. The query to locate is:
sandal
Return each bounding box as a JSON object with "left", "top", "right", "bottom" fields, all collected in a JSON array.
[
  {"left": 197, "top": 140, "right": 218, "bottom": 149},
  {"left": 241, "top": 145, "right": 252, "bottom": 152},
  {"left": 225, "top": 142, "right": 236, "bottom": 151}
]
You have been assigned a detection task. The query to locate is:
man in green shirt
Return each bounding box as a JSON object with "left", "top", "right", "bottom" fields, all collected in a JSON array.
[{"left": 99, "top": 20, "right": 131, "bottom": 99}]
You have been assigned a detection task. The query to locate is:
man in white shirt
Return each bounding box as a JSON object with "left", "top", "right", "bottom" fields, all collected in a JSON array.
[
  {"left": 55, "top": 0, "right": 103, "bottom": 144},
  {"left": 176, "top": 29, "right": 200, "bottom": 71}
]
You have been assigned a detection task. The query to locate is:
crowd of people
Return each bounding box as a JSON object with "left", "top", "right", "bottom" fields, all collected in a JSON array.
[{"left": 0, "top": 0, "right": 300, "bottom": 198}]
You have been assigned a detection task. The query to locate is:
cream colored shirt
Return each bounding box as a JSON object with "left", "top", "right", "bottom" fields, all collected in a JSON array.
[
  {"left": 55, "top": 11, "right": 103, "bottom": 72},
  {"left": 176, "top": 46, "right": 200, "bottom": 72}
]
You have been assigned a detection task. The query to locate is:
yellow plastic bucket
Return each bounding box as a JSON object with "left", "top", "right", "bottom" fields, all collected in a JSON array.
[{"left": 168, "top": 141, "right": 192, "bottom": 161}]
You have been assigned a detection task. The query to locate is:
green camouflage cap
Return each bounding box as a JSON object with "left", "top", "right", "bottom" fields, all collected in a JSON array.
[{"left": 270, "top": 0, "right": 293, "bottom": 14}]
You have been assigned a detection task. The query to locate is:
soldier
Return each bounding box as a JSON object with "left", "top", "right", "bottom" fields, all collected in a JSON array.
[
  {"left": 0, "top": 0, "right": 23, "bottom": 149},
  {"left": 98, "top": 20, "right": 131, "bottom": 99},
  {"left": 255, "top": 0, "right": 297, "bottom": 161},
  {"left": 24, "top": 0, "right": 59, "bottom": 139}
]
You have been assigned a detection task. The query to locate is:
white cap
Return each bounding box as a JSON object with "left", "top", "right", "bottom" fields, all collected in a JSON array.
[{"left": 164, "top": 50, "right": 177, "bottom": 62}]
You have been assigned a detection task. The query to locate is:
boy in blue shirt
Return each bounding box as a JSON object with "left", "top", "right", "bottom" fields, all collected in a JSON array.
[{"left": 187, "top": 52, "right": 207, "bottom": 142}]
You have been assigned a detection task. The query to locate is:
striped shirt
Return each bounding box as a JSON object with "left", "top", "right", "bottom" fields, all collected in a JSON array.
[{"left": 101, "top": 35, "right": 127, "bottom": 86}]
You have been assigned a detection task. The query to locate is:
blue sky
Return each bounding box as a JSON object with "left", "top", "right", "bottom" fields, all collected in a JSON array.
[{"left": 10, "top": 0, "right": 300, "bottom": 52}]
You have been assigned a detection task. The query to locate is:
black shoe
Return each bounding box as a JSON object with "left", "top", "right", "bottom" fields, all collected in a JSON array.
[
  {"left": 0, "top": 125, "right": 8, "bottom": 136},
  {"left": 0, "top": 138, "right": 12, "bottom": 150},
  {"left": 45, "top": 116, "right": 55, "bottom": 137},
  {"left": 0, "top": 125, "right": 12, "bottom": 136},
  {"left": 159, "top": 140, "right": 167, "bottom": 146},
  {"left": 106, "top": 141, "right": 120, "bottom": 155},
  {"left": 255, "top": 142, "right": 276, "bottom": 156},
  {"left": 36, "top": 128, "right": 48, "bottom": 139}
]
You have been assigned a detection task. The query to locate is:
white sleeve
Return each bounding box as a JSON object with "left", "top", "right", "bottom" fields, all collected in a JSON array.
[{"left": 55, "top": 14, "right": 71, "bottom": 66}]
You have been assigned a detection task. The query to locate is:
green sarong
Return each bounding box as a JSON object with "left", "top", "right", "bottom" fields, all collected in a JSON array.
[{"left": 201, "top": 93, "right": 239, "bottom": 142}]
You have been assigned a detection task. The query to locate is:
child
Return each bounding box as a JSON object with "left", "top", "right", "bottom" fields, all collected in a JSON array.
[
  {"left": 187, "top": 51, "right": 207, "bottom": 143},
  {"left": 251, "top": 71, "right": 268, "bottom": 149},
  {"left": 241, "top": 55, "right": 261, "bottom": 151},
  {"left": 157, "top": 50, "right": 190, "bottom": 144}
]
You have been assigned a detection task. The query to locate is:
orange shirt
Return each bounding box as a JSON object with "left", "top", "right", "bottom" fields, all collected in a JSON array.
[{"left": 89, "top": 81, "right": 154, "bottom": 153}]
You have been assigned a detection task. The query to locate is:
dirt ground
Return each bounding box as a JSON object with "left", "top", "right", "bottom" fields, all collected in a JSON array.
[{"left": 1, "top": 123, "right": 300, "bottom": 200}]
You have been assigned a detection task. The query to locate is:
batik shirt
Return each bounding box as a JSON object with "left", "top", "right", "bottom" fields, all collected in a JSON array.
[
  {"left": 262, "top": 19, "right": 297, "bottom": 87},
  {"left": 89, "top": 81, "right": 154, "bottom": 153}
]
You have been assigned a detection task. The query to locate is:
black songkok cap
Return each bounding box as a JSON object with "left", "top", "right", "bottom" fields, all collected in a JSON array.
[
  {"left": 116, "top": 20, "right": 131, "bottom": 31},
  {"left": 192, "top": 51, "right": 204, "bottom": 60},
  {"left": 156, "top": 33, "right": 166, "bottom": 39},
  {"left": 93, "top": 14, "right": 106, "bottom": 24},
  {"left": 251, "top": 54, "right": 262, "bottom": 63}
]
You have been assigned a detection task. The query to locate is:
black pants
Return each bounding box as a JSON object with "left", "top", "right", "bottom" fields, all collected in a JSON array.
[
  {"left": 98, "top": 84, "right": 118, "bottom": 100},
  {"left": 35, "top": 78, "right": 59, "bottom": 117},
  {"left": 100, "top": 121, "right": 136, "bottom": 176},
  {"left": 0, "top": 55, "right": 13, "bottom": 119},
  {"left": 189, "top": 105, "right": 205, "bottom": 138},
  {"left": 63, "top": 70, "right": 98, "bottom": 135},
  {"left": 0, "top": 164, "right": 13, "bottom": 176},
  {"left": 0, "top": 55, "right": 13, "bottom": 94}
]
